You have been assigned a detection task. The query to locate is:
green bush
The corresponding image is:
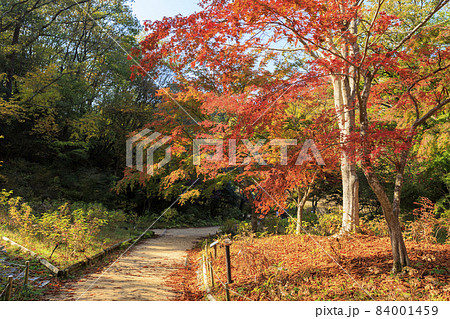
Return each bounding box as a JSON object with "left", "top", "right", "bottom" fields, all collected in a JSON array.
[
  {"left": 220, "top": 218, "right": 240, "bottom": 235},
  {"left": 161, "top": 207, "right": 180, "bottom": 224},
  {"left": 434, "top": 223, "right": 448, "bottom": 244},
  {"left": 261, "top": 214, "right": 287, "bottom": 234},
  {"left": 286, "top": 217, "right": 298, "bottom": 234},
  {"left": 317, "top": 209, "right": 342, "bottom": 236},
  {"left": 237, "top": 220, "right": 252, "bottom": 236},
  {"left": 183, "top": 205, "right": 199, "bottom": 225},
  {"left": 67, "top": 209, "right": 107, "bottom": 252},
  {"left": 285, "top": 217, "right": 311, "bottom": 234},
  {"left": 6, "top": 196, "right": 36, "bottom": 236},
  {"left": 0, "top": 194, "right": 116, "bottom": 256},
  {"left": 38, "top": 208, "right": 71, "bottom": 246},
  {"left": 278, "top": 218, "right": 289, "bottom": 234},
  {"left": 362, "top": 216, "right": 389, "bottom": 237}
]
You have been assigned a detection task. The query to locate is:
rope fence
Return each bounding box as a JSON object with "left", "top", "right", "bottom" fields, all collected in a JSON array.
[
  {"left": 199, "top": 241, "right": 257, "bottom": 301},
  {"left": 0, "top": 261, "right": 37, "bottom": 301}
]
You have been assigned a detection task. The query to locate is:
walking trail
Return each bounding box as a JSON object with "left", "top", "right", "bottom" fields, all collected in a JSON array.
[{"left": 50, "top": 227, "right": 218, "bottom": 301}]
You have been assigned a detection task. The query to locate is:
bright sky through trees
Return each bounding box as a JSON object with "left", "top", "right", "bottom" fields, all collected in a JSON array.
[{"left": 131, "top": 0, "right": 200, "bottom": 23}]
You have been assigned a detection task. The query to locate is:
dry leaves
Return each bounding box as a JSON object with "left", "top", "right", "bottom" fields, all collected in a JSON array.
[{"left": 173, "top": 235, "right": 449, "bottom": 301}]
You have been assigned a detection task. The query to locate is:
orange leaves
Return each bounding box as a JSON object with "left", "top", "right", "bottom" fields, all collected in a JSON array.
[
  {"left": 163, "top": 169, "right": 188, "bottom": 187},
  {"left": 195, "top": 234, "right": 450, "bottom": 301},
  {"left": 136, "top": 0, "right": 365, "bottom": 86},
  {"left": 165, "top": 249, "right": 204, "bottom": 300},
  {"left": 372, "top": 12, "right": 400, "bottom": 35}
]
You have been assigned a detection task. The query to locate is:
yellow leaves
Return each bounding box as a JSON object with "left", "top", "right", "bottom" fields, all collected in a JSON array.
[
  {"left": 179, "top": 188, "right": 201, "bottom": 205},
  {"left": 31, "top": 110, "right": 60, "bottom": 139},
  {"left": 163, "top": 169, "right": 187, "bottom": 186},
  {"left": 0, "top": 97, "right": 21, "bottom": 120}
]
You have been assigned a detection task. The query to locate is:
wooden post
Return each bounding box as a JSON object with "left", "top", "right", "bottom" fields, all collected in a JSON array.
[
  {"left": 209, "top": 260, "right": 214, "bottom": 288},
  {"left": 202, "top": 254, "right": 208, "bottom": 289},
  {"left": 6, "top": 276, "right": 13, "bottom": 301},
  {"left": 210, "top": 241, "right": 218, "bottom": 259},
  {"left": 225, "top": 283, "right": 231, "bottom": 301},
  {"left": 205, "top": 250, "right": 209, "bottom": 275},
  {"left": 224, "top": 238, "right": 233, "bottom": 284},
  {"left": 204, "top": 252, "right": 209, "bottom": 281},
  {"left": 24, "top": 261, "right": 30, "bottom": 286}
]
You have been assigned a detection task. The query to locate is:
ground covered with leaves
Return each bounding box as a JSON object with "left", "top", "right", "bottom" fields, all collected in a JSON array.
[
  {"left": 166, "top": 248, "right": 205, "bottom": 301},
  {"left": 185, "top": 234, "right": 449, "bottom": 301}
]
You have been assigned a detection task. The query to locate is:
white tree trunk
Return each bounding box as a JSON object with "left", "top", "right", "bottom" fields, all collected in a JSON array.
[
  {"left": 295, "top": 200, "right": 303, "bottom": 235},
  {"left": 332, "top": 75, "right": 360, "bottom": 233},
  {"left": 340, "top": 152, "right": 360, "bottom": 232}
]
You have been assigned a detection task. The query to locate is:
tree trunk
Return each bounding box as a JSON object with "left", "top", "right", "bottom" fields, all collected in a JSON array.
[
  {"left": 251, "top": 210, "right": 258, "bottom": 232},
  {"left": 332, "top": 75, "right": 360, "bottom": 233},
  {"left": 358, "top": 73, "right": 410, "bottom": 272},
  {"left": 340, "top": 155, "right": 360, "bottom": 233},
  {"left": 5, "top": 23, "right": 21, "bottom": 101},
  {"left": 247, "top": 194, "right": 258, "bottom": 232},
  {"left": 364, "top": 169, "right": 410, "bottom": 272},
  {"left": 296, "top": 201, "right": 303, "bottom": 235},
  {"left": 387, "top": 212, "right": 410, "bottom": 273},
  {"left": 295, "top": 189, "right": 310, "bottom": 234}
]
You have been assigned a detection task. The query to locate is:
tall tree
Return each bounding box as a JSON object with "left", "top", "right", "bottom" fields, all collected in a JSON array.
[
  {"left": 136, "top": 0, "right": 450, "bottom": 272},
  {"left": 0, "top": 0, "right": 156, "bottom": 205}
]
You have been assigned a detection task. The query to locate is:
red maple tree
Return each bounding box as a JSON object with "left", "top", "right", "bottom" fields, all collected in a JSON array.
[{"left": 132, "top": 0, "right": 450, "bottom": 272}]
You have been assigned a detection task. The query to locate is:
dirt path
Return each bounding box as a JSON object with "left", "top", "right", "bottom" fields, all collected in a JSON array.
[{"left": 50, "top": 227, "right": 218, "bottom": 301}]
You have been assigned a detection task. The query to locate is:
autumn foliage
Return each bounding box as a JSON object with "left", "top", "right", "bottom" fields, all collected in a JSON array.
[
  {"left": 126, "top": 0, "right": 450, "bottom": 273},
  {"left": 194, "top": 234, "right": 450, "bottom": 301}
]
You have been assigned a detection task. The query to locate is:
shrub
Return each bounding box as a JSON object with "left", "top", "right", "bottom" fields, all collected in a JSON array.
[
  {"left": 262, "top": 214, "right": 279, "bottom": 234},
  {"left": 220, "top": 218, "right": 240, "bottom": 235},
  {"left": 285, "top": 218, "right": 311, "bottom": 235},
  {"left": 278, "top": 218, "right": 289, "bottom": 234},
  {"left": 405, "top": 197, "right": 444, "bottom": 243},
  {"left": 237, "top": 220, "right": 252, "bottom": 236},
  {"left": 184, "top": 205, "right": 200, "bottom": 224},
  {"left": 261, "top": 214, "right": 288, "bottom": 234},
  {"left": 286, "top": 217, "right": 298, "bottom": 234},
  {"left": 38, "top": 208, "right": 71, "bottom": 247},
  {"left": 1, "top": 194, "right": 113, "bottom": 258},
  {"left": 434, "top": 223, "right": 448, "bottom": 244},
  {"left": 161, "top": 207, "right": 180, "bottom": 224},
  {"left": 36, "top": 203, "right": 108, "bottom": 254},
  {"left": 67, "top": 209, "right": 107, "bottom": 253},
  {"left": 438, "top": 207, "right": 450, "bottom": 244},
  {"left": 6, "top": 196, "right": 35, "bottom": 236},
  {"left": 362, "top": 216, "right": 389, "bottom": 237},
  {"left": 0, "top": 189, "right": 12, "bottom": 204},
  {"left": 317, "top": 208, "right": 342, "bottom": 236}
]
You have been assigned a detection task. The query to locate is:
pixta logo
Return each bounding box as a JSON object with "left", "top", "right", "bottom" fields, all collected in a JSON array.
[
  {"left": 193, "top": 139, "right": 325, "bottom": 166},
  {"left": 127, "top": 129, "right": 325, "bottom": 176},
  {"left": 126, "top": 129, "right": 172, "bottom": 176}
]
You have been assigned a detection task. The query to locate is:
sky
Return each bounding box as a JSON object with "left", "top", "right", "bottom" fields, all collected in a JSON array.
[{"left": 131, "top": 0, "right": 201, "bottom": 23}]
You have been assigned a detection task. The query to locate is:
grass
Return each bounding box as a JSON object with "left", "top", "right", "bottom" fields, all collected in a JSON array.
[
  {"left": 0, "top": 222, "right": 151, "bottom": 269},
  {"left": 194, "top": 234, "right": 450, "bottom": 301},
  {"left": 0, "top": 208, "right": 220, "bottom": 269},
  {"left": 0, "top": 233, "right": 148, "bottom": 301}
]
